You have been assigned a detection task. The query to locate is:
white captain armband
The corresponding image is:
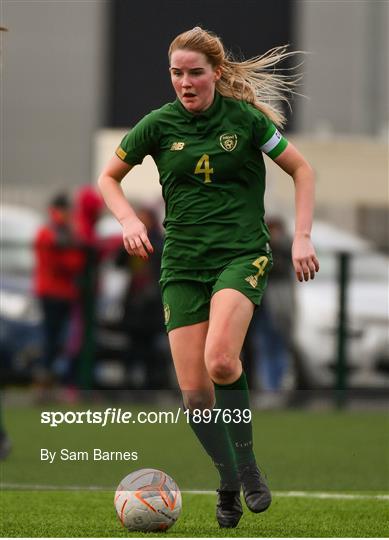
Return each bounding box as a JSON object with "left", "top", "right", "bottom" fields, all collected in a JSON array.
[{"left": 259, "top": 128, "right": 288, "bottom": 159}]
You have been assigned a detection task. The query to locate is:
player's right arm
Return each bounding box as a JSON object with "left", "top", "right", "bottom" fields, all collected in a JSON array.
[{"left": 97, "top": 155, "right": 154, "bottom": 259}]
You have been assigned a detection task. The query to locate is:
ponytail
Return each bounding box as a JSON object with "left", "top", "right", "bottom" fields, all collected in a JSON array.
[{"left": 217, "top": 45, "right": 301, "bottom": 128}]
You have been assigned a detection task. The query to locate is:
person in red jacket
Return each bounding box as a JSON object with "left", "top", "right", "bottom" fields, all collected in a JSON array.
[
  {"left": 64, "top": 185, "right": 121, "bottom": 389},
  {"left": 34, "top": 193, "right": 84, "bottom": 381}
]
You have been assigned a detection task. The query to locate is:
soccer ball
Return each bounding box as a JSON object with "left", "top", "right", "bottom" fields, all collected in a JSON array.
[{"left": 114, "top": 468, "right": 182, "bottom": 532}]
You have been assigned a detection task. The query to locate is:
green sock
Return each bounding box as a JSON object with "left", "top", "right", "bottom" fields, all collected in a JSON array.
[
  {"left": 214, "top": 371, "right": 255, "bottom": 466},
  {"left": 187, "top": 408, "right": 239, "bottom": 487}
]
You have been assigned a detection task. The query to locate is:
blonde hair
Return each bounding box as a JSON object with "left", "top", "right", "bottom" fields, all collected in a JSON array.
[{"left": 169, "top": 27, "right": 301, "bottom": 128}]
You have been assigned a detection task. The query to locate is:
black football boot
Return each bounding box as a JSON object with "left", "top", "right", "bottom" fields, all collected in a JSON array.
[
  {"left": 238, "top": 461, "right": 272, "bottom": 513},
  {"left": 216, "top": 483, "right": 243, "bottom": 528}
]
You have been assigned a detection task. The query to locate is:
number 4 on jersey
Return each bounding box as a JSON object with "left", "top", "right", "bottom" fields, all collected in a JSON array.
[{"left": 195, "top": 154, "right": 213, "bottom": 183}]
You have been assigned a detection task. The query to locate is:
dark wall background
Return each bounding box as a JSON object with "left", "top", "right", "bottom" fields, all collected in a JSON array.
[{"left": 107, "top": 0, "right": 293, "bottom": 128}]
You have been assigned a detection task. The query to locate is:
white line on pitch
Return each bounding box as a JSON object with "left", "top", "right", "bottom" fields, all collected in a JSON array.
[
  {"left": 1, "top": 483, "right": 388, "bottom": 501},
  {"left": 187, "top": 490, "right": 389, "bottom": 501}
]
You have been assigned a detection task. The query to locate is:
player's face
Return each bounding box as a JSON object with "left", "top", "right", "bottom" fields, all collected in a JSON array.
[{"left": 170, "top": 49, "right": 221, "bottom": 113}]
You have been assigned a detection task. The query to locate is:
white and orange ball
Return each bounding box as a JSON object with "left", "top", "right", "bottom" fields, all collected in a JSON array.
[{"left": 114, "top": 468, "right": 182, "bottom": 532}]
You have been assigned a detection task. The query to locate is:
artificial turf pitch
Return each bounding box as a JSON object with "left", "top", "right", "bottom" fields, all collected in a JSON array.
[
  {"left": 1, "top": 406, "right": 388, "bottom": 537},
  {"left": 1, "top": 489, "right": 388, "bottom": 537}
]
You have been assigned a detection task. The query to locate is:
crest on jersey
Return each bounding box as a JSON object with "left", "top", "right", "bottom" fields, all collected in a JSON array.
[
  {"left": 220, "top": 133, "right": 237, "bottom": 152},
  {"left": 164, "top": 304, "right": 170, "bottom": 325},
  {"left": 170, "top": 142, "right": 185, "bottom": 151}
]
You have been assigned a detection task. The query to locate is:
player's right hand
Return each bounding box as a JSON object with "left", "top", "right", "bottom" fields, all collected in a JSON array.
[{"left": 121, "top": 215, "right": 154, "bottom": 259}]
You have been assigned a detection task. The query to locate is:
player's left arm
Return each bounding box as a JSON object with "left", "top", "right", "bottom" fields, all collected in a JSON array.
[{"left": 273, "top": 142, "right": 320, "bottom": 282}]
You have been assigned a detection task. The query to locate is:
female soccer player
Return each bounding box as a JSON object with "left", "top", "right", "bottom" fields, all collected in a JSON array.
[{"left": 98, "top": 27, "right": 319, "bottom": 528}]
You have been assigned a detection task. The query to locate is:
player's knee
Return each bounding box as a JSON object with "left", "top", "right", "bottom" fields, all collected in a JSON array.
[
  {"left": 206, "top": 350, "right": 236, "bottom": 382},
  {"left": 182, "top": 390, "right": 215, "bottom": 412}
]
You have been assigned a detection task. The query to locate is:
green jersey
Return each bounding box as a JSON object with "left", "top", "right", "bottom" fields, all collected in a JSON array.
[{"left": 117, "top": 92, "right": 288, "bottom": 270}]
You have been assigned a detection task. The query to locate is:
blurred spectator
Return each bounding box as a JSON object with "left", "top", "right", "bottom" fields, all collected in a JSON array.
[
  {"left": 33, "top": 193, "right": 84, "bottom": 383},
  {"left": 117, "top": 206, "right": 172, "bottom": 390},
  {"left": 69, "top": 185, "right": 122, "bottom": 390},
  {"left": 250, "top": 217, "right": 295, "bottom": 404},
  {"left": 74, "top": 185, "right": 104, "bottom": 245},
  {"left": 70, "top": 186, "right": 104, "bottom": 389}
]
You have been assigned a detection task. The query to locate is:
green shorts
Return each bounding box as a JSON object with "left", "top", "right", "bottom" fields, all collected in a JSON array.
[{"left": 160, "top": 252, "right": 273, "bottom": 333}]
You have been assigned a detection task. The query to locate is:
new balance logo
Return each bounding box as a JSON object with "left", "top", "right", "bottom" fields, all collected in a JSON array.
[{"left": 170, "top": 142, "right": 185, "bottom": 151}]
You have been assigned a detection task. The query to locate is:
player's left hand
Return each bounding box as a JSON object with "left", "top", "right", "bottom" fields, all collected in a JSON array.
[{"left": 292, "top": 233, "right": 320, "bottom": 282}]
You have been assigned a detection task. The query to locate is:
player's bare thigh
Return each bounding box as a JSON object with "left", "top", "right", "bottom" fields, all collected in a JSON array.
[
  {"left": 168, "top": 321, "right": 214, "bottom": 410},
  {"left": 205, "top": 288, "right": 255, "bottom": 384}
]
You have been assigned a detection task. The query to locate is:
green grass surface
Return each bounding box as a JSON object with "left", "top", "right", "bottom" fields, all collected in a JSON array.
[
  {"left": 1, "top": 490, "right": 388, "bottom": 537},
  {"left": 2, "top": 406, "right": 389, "bottom": 491},
  {"left": 1, "top": 405, "right": 388, "bottom": 536}
]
